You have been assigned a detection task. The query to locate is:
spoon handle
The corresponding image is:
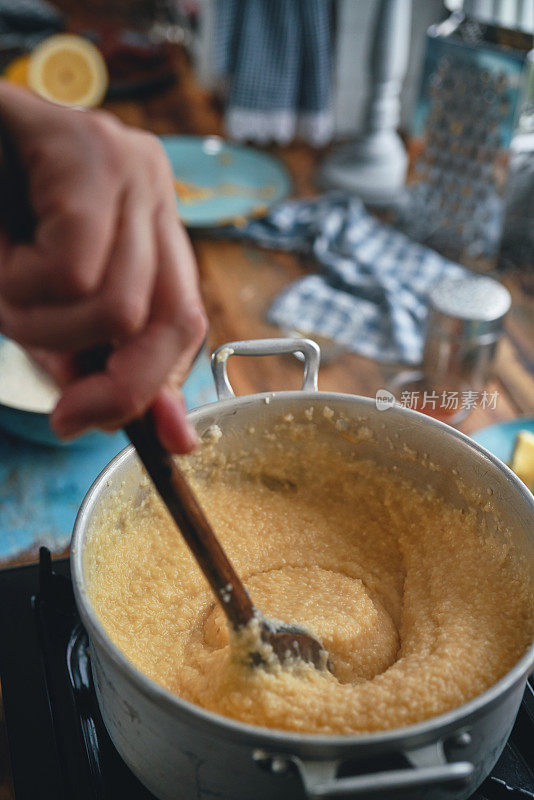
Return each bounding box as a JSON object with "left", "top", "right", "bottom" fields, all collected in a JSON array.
[
  {"left": 0, "top": 122, "right": 37, "bottom": 241},
  {"left": 125, "top": 412, "right": 256, "bottom": 630},
  {"left": 81, "top": 348, "right": 257, "bottom": 631}
]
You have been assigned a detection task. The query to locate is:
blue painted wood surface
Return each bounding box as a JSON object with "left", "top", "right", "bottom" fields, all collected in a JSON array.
[{"left": 0, "top": 352, "right": 217, "bottom": 561}]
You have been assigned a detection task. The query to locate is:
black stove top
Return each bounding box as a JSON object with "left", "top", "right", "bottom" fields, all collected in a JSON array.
[{"left": 0, "top": 548, "right": 532, "bottom": 800}]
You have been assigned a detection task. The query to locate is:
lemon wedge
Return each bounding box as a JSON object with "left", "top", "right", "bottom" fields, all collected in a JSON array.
[
  {"left": 28, "top": 34, "right": 108, "bottom": 108},
  {"left": 4, "top": 54, "right": 30, "bottom": 86},
  {"left": 510, "top": 430, "right": 534, "bottom": 492}
]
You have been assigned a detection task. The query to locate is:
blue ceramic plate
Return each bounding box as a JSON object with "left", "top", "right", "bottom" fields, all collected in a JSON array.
[
  {"left": 0, "top": 346, "right": 218, "bottom": 561},
  {"left": 160, "top": 135, "right": 291, "bottom": 228},
  {"left": 470, "top": 417, "right": 534, "bottom": 465},
  {"left": 0, "top": 336, "right": 217, "bottom": 448}
]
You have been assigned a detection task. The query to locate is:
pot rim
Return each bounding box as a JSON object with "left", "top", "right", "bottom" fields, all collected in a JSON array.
[{"left": 71, "top": 390, "right": 534, "bottom": 754}]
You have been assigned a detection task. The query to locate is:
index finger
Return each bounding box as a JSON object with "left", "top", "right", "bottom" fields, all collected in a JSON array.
[
  {"left": 50, "top": 314, "right": 204, "bottom": 442},
  {"left": 50, "top": 210, "right": 207, "bottom": 442},
  {"left": 0, "top": 187, "right": 120, "bottom": 305}
]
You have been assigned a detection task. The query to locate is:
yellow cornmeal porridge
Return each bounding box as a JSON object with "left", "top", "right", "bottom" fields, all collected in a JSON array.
[{"left": 85, "top": 416, "right": 534, "bottom": 735}]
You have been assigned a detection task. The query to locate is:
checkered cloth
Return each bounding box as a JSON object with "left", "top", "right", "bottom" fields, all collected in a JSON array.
[
  {"left": 224, "top": 195, "right": 468, "bottom": 365},
  {"left": 216, "top": 0, "right": 333, "bottom": 145}
]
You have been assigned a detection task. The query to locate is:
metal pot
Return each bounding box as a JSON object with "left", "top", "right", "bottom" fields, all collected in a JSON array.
[{"left": 71, "top": 338, "right": 534, "bottom": 800}]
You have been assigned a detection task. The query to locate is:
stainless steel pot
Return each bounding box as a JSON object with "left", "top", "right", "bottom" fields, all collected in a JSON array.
[{"left": 71, "top": 338, "right": 534, "bottom": 800}]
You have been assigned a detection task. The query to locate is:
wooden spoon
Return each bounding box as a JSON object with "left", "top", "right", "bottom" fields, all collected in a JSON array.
[
  {"left": 0, "top": 128, "right": 328, "bottom": 670},
  {"left": 126, "top": 411, "right": 328, "bottom": 670}
]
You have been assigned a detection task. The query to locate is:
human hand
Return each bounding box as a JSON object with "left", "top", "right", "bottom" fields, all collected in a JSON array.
[{"left": 0, "top": 82, "right": 206, "bottom": 452}]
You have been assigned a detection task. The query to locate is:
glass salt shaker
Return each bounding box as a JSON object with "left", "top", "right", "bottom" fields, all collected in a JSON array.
[{"left": 389, "top": 274, "right": 511, "bottom": 425}]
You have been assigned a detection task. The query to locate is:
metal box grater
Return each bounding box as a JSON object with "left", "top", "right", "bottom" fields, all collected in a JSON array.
[{"left": 396, "top": 12, "right": 533, "bottom": 272}]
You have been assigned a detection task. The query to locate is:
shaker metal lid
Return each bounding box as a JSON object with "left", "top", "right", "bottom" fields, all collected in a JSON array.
[{"left": 428, "top": 274, "right": 512, "bottom": 322}]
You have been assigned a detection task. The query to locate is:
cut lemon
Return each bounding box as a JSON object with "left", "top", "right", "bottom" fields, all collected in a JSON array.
[
  {"left": 4, "top": 54, "right": 30, "bottom": 86},
  {"left": 511, "top": 430, "right": 534, "bottom": 492},
  {"left": 28, "top": 34, "right": 108, "bottom": 108}
]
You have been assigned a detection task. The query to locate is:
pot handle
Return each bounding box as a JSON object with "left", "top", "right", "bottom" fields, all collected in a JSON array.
[
  {"left": 253, "top": 741, "right": 474, "bottom": 799},
  {"left": 291, "top": 741, "right": 475, "bottom": 799},
  {"left": 211, "top": 338, "right": 320, "bottom": 401},
  {"left": 294, "top": 759, "right": 474, "bottom": 798}
]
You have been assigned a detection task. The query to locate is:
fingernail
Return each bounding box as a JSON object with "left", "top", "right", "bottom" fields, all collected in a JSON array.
[
  {"left": 177, "top": 393, "right": 199, "bottom": 450},
  {"left": 51, "top": 420, "right": 80, "bottom": 440},
  {"left": 50, "top": 409, "right": 84, "bottom": 439},
  {"left": 183, "top": 418, "right": 199, "bottom": 450},
  {"left": 152, "top": 390, "right": 199, "bottom": 453}
]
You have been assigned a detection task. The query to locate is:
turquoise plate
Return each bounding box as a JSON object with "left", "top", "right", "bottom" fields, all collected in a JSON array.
[
  {"left": 0, "top": 335, "right": 217, "bottom": 448},
  {"left": 470, "top": 417, "right": 534, "bottom": 465},
  {"left": 0, "top": 344, "right": 217, "bottom": 561},
  {"left": 160, "top": 135, "right": 291, "bottom": 228}
]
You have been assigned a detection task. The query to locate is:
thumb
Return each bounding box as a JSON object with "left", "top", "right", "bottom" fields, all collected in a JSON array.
[{"left": 151, "top": 389, "right": 199, "bottom": 455}]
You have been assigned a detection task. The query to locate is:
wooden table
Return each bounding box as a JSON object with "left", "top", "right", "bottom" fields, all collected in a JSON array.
[
  {"left": 0, "top": 41, "right": 533, "bottom": 800},
  {"left": 106, "top": 48, "right": 533, "bottom": 435}
]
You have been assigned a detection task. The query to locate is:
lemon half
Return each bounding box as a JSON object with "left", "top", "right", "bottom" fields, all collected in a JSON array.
[
  {"left": 4, "top": 54, "right": 30, "bottom": 86},
  {"left": 28, "top": 34, "right": 108, "bottom": 108},
  {"left": 511, "top": 430, "right": 534, "bottom": 492}
]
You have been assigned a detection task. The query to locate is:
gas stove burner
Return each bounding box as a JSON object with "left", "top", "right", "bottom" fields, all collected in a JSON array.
[
  {"left": 0, "top": 549, "right": 532, "bottom": 800},
  {"left": 0, "top": 549, "right": 155, "bottom": 799}
]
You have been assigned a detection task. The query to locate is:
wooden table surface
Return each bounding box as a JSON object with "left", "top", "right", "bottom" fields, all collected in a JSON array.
[
  {"left": 0, "top": 40, "right": 533, "bottom": 799},
  {"left": 108, "top": 48, "right": 532, "bottom": 433}
]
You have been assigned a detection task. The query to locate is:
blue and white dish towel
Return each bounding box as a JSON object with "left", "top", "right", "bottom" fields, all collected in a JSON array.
[
  {"left": 224, "top": 195, "right": 468, "bottom": 365},
  {"left": 216, "top": 0, "right": 333, "bottom": 146},
  {"left": 0, "top": 0, "right": 63, "bottom": 51}
]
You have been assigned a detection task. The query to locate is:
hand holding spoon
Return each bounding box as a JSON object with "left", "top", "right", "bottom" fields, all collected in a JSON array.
[{"left": 0, "top": 126, "right": 328, "bottom": 671}]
